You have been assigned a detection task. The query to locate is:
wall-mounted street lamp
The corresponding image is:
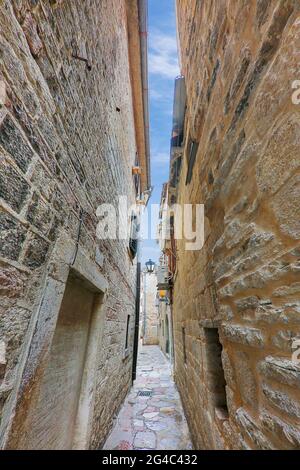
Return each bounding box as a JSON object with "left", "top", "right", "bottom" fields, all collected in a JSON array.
[
  {"left": 132, "top": 166, "right": 142, "bottom": 175},
  {"left": 145, "top": 259, "right": 155, "bottom": 273}
]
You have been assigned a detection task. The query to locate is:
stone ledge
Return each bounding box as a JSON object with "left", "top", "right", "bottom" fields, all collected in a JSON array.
[
  {"left": 221, "top": 324, "right": 265, "bottom": 348},
  {"left": 261, "top": 412, "right": 300, "bottom": 449},
  {"left": 259, "top": 356, "right": 300, "bottom": 388},
  {"left": 262, "top": 384, "right": 300, "bottom": 420},
  {"left": 235, "top": 408, "right": 274, "bottom": 450}
]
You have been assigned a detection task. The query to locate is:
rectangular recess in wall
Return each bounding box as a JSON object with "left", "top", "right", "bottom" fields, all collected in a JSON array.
[
  {"left": 182, "top": 326, "right": 187, "bottom": 364},
  {"left": 125, "top": 314, "right": 130, "bottom": 351},
  {"left": 20, "top": 274, "right": 104, "bottom": 449},
  {"left": 203, "top": 327, "right": 228, "bottom": 416},
  {"left": 185, "top": 139, "right": 199, "bottom": 185}
]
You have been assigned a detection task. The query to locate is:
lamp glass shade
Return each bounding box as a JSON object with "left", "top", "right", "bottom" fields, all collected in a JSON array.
[{"left": 145, "top": 259, "right": 155, "bottom": 273}]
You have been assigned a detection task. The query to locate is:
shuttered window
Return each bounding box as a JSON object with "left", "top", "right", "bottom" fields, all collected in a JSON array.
[{"left": 185, "top": 139, "right": 199, "bottom": 185}]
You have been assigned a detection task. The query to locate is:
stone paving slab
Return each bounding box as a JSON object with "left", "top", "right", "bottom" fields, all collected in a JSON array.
[{"left": 103, "top": 346, "right": 192, "bottom": 451}]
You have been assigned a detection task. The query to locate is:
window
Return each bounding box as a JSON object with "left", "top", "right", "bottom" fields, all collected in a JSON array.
[
  {"left": 185, "top": 139, "right": 199, "bottom": 185},
  {"left": 182, "top": 327, "right": 187, "bottom": 364},
  {"left": 129, "top": 212, "right": 139, "bottom": 258},
  {"left": 134, "top": 153, "right": 140, "bottom": 196},
  {"left": 125, "top": 315, "right": 130, "bottom": 351},
  {"left": 203, "top": 327, "right": 228, "bottom": 416}
]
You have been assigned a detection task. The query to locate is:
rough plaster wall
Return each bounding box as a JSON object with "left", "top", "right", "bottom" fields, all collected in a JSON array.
[
  {"left": 174, "top": 0, "right": 300, "bottom": 450},
  {"left": 0, "top": 0, "right": 137, "bottom": 449}
]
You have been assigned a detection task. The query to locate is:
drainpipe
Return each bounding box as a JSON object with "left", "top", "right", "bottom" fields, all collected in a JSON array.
[
  {"left": 132, "top": 260, "right": 141, "bottom": 382},
  {"left": 132, "top": 0, "right": 151, "bottom": 382},
  {"left": 143, "top": 270, "right": 147, "bottom": 342},
  {"left": 138, "top": 0, "right": 151, "bottom": 191}
]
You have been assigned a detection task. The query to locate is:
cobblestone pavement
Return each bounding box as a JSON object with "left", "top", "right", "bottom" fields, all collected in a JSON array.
[{"left": 103, "top": 345, "right": 192, "bottom": 450}]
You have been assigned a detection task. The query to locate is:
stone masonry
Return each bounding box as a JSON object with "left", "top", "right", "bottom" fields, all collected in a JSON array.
[
  {"left": 141, "top": 271, "right": 159, "bottom": 346},
  {"left": 172, "top": 0, "right": 300, "bottom": 449},
  {"left": 0, "top": 0, "right": 149, "bottom": 449}
]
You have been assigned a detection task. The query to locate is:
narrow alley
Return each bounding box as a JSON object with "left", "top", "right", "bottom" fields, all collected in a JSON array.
[{"left": 104, "top": 346, "right": 192, "bottom": 451}]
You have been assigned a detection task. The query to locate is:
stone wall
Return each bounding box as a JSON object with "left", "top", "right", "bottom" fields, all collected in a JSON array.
[
  {"left": 173, "top": 0, "right": 300, "bottom": 450},
  {"left": 158, "top": 301, "right": 173, "bottom": 362},
  {"left": 142, "top": 272, "right": 159, "bottom": 345},
  {"left": 0, "top": 0, "right": 142, "bottom": 449}
]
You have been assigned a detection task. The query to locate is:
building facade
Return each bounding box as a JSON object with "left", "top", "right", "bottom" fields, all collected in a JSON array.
[
  {"left": 157, "top": 289, "right": 173, "bottom": 363},
  {"left": 170, "top": 0, "right": 300, "bottom": 450},
  {"left": 0, "top": 0, "right": 150, "bottom": 449},
  {"left": 157, "top": 184, "right": 174, "bottom": 363},
  {"left": 141, "top": 267, "right": 159, "bottom": 346}
]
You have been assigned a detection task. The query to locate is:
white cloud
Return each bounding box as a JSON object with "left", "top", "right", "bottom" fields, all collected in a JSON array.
[
  {"left": 152, "top": 152, "right": 170, "bottom": 167},
  {"left": 141, "top": 245, "right": 160, "bottom": 263},
  {"left": 150, "top": 89, "right": 164, "bottom": 100},
  {"left": 149, "top": 88, "right": 173, "bottom": 111},
  {"left": 149, "top": 32, "right": 180, "bottom": 79}
]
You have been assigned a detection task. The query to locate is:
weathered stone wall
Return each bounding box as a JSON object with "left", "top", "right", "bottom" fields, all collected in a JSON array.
[
  {"left": 174, "top": 0, "right": 300, "bottom": 449},
  {"left": 142, "top": 272, "right": 159, "bottom": 345},
  {"left": 158, "top": 301, "right": 173, "bottom": 361},
  {"left": 0, "top": 0, "right": 140, "bottom": 449}
]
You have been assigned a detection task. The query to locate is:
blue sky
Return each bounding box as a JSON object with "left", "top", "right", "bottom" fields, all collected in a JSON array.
[{"left": 141, "top": 0, "right": 179, "bottom": 265}]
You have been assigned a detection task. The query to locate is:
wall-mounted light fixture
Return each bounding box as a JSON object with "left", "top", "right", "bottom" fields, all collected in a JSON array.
[
  {"left": 132, "top": 166, "right": 142, "bottom": 175},
  {"left": 145, "top": 259, "right": 155, "bottom": 273}
]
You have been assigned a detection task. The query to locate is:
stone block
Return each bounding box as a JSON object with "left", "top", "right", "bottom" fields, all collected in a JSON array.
[
  {"left": 222, "top": 420, "right": 250, "bottom": 450},
  {"left": 0, "top": 381, "right": 13, "bottom": 411},
  {"left": 234, "top": 351, "right": 257, "bottom": 408},
  {"left": 262, "top": 384, "right": 300, "bottom": 420},
  {"left": 222, "top": 324, "right": 265, "bottom": 348},
  {"left": 0, "top": 211, "right": 26, "bottom": 261},
  {"left": 224, "top": 49, "right": 251, "bottom": 115},
  {"left": 219, "top": 258, "right": 295, "bottom": 299},
  {"left": 271, "top": 174, "right": 300, "bottom": 240},
  {"left": 218, "top": 304, "right": 233, "bottom": 322},
  {"left": 256, "top": 116, "right": 300, "bottom": 196},
  {"left": 235, "top": 296, "right": 260, "bottom": 314},
  {"left": 280, "top": 303, "right": 300, "bottom": 325},
  {"left": 0, "top": 80, "right": 6, "bottom": 107},
  {"left": 271, "top": 329, "right": 298, "bottom": 353},
  {"left": 23, "top": 234, "right": 49, "bottom": 268},
  {"left": 261, "top": 412, "right": 300, "bottom": 449},
  {"left": 253, "top": 11, "right": 300, "bottom": 136},
  {"left": 0, "top": 266, "right": 24, "bottom": 297},
  {"left": 273, "top": 282, "right": 300, "bottom": 298},
  {"left": 21, "top": 12, "right": 43, "bottom": 58},
  {"left": 0, "top": 114, "right": 33, "bottom": 172},
  {"left": 256, "top": 0, "right": 272, "bottom": 27},
  {"left": 0, "top": 160, "right": 30, "bottom": 212},
  {"left": 225, "top": 386, "right": 236, "bottom": 417},
  {"left": 259, "top": 356, "right": 300, "bottom": 388},
  {"left": 133, "top": 430, "right": 156, "bottom": 449},
  {"left": 235, "top": 408, "right": 274, "bottom": 450},
  {"left": 30, "top": 162, "right": 56, "bottom": 202},
  {"left": 254, "top": 304, "right": 283, "bottom": 324},
  {"left": 26, "top": 192, "right": 52, "bottom": 234},
  {"left": 221, "top": 350, "right": 235, "bottom": 390}
]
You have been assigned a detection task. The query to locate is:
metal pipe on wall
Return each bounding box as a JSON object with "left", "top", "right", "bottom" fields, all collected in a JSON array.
[{"left": 138, "top": 0, "right": 151, "bottom": 190}]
